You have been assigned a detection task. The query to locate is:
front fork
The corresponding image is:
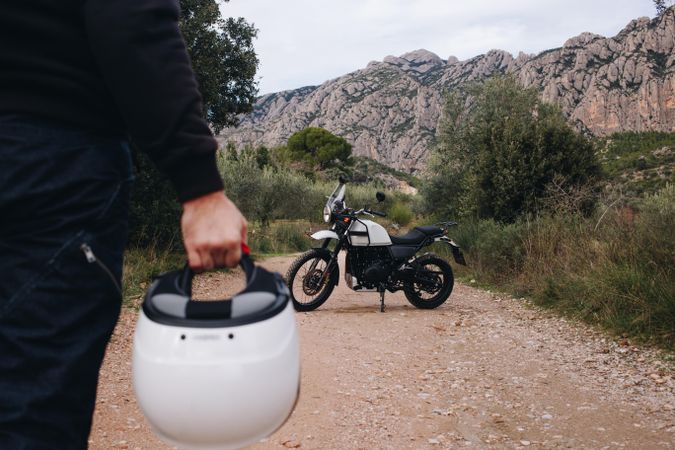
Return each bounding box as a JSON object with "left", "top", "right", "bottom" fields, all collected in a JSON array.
[{"left": 314, "top": 237, "right": 344, "bottom": 286}]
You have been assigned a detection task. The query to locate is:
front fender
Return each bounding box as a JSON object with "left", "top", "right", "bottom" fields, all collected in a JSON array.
[{"left": 310, "top": 230, "right": 339, "bottom": 241}]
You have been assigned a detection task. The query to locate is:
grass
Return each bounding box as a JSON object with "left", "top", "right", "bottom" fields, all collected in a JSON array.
[
  {"left": 351, "top": 156, "right": 420, "bottom": 187},
  {"left": 248, "top": 220, "right": 314, "bottom": 255},
  {"left": 433, "top": 185, "right": 675, "bottom": 350},
  {"left": 597, "top": 131, "right": 675, "bottom": 201},
  {"left": 122, "top": 246, "right": 184, "bottom": 307},
  {"left": 122, "top": 220, "right": 314, "bottom": 307},
  {"left": 124, "top": 131, "right": 674, "bottom": 349}
]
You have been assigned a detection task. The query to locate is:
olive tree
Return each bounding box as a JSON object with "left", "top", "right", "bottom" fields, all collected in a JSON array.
[
  {"left": 423, "top": 76, "right": 600, "bottom": 222},
  {"left": 286, "top": 127, "right": 353, "bottom": 170}
]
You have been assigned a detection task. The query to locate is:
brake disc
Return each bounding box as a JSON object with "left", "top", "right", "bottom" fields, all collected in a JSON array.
[{"left": 302, "top": 270, "right": 324, "bottom": 295}]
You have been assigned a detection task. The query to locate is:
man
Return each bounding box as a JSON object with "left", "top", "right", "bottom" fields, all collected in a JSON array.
[{"left": 0, "top": 0, "right": 247, "bottom": 448}]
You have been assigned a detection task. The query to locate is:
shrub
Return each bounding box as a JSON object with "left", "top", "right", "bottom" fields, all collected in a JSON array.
[
  {"left": 443, "top": 187, "right": 674, "bottom": 348},
  {"left": 449, "top": 219, "right": 526, "bottom": 283},
  {"left": 219, "top": 153, "right": 319, "bottom": 224},
  {"left": 388, "top": 202, "right": 413, "bottom": 226},
  {"left": 123, "top": 246, "right": 184, "bottom": 306},
  {"left": 286, "top": 127, "right": 353, "bottom": 170},
  {"left": 425, "top": 76, "right": 600, "bottom": 222},
  {"left": 127, "top": 151, "right": 182, "bottom": 249},
  {"left": 248, "top": 221, "right": 313, "bottom": 255}
]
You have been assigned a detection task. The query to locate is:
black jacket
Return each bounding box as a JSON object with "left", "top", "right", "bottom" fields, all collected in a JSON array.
[{"left": 0, "top": 0, "right": 223, "bottom": 202}]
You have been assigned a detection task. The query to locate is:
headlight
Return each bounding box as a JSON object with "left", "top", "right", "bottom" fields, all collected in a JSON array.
[{"left": 323, "top": 205, "right": 332, "bottom": 223}]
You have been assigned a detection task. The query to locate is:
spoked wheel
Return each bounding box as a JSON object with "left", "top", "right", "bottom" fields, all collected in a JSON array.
[
  {"left": 403, "top": 255, "right": 454, "bottom": 309},
  {"left": 285, "top": 249, "right": 337, "bottom": 311}
]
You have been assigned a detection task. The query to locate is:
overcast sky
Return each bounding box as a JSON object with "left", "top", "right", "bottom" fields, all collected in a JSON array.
[{"left": 221, "top": 0, "right": 658, "bottom": 95}]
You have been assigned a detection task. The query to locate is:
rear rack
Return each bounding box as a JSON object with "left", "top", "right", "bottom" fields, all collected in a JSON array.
[{"left": 435, "top": 221, "right": 458, "bottom": 229}]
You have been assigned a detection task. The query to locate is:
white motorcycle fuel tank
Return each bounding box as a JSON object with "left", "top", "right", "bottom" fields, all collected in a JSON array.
[{"left": 347, "top": 219, "right": 392, "bottom": 247}]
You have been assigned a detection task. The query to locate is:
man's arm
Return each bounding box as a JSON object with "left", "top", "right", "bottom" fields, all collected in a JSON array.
[{"left": 83, "top": 0, "right": 246, "bottom": 269}]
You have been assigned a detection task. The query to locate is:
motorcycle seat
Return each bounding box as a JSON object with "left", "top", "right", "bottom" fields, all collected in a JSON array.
[
  {"left": 389, "top": 229, "right": 427, "bottom": 245},
  {"left": 389, "top": 226, "right": 444, "bottom": 245},
  {"left": 414, "top": 226, "right": 444, "bottom": 236}
]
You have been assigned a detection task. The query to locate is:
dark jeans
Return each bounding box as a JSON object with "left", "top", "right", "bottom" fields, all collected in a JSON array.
[{"left": 0, "top": 116, "right": 133, "bottom": 449}]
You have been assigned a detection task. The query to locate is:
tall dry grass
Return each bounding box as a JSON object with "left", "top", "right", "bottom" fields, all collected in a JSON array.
[{"left": 438, "top": 185, "right": 674, "bottom": 348}]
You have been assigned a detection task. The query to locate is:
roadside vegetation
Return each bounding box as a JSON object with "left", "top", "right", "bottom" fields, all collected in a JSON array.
[
  {"left": 429, "top": 185, "right": 673, "bottom": 349},
  {"left": 125, "top": 128, "right": 417, "bottom": 306},
  {"left": 596, "top": 131, "right": 674, "bottom": 202},
  {"left": 422, "top": 77, "right": 674, "bottom": 348},
  {"left": 124, "top": 6, "right": 673, "bottom": 348}
]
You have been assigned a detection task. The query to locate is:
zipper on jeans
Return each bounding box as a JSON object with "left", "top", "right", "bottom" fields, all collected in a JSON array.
[{"left": 80, "top": 243, "right": 122, "bottom": 295}]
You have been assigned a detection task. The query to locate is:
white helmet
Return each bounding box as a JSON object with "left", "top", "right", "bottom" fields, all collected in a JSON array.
[{"left": 132, "top": 247, "right": 300, "bottom": 450}]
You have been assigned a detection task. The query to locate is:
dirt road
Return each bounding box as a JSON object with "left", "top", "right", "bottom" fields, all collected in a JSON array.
[{"left": 90, "top": 255, "right": 674, "bottom": 449}]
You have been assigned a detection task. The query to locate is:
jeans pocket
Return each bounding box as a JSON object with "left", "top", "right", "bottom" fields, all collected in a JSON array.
[
  {"left": 0, "top": 178, "right": 132, "bottom": 319},
  {"left": 0, "top": 231, "right": 87, "bottom": 319}
]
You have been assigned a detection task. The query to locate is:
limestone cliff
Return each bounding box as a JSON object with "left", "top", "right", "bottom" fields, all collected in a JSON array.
[{"left": 219, "top": 9, "right": 675, "bottom": 172}]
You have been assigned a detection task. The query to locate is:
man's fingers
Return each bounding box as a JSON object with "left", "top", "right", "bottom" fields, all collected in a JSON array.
[
  {"left": 187, "top": 247, "right": 203, "bottom": 271},
  {"left": 212, "top": 246, "right": 229, "bottom": 268},
  {"left": 223, "top": 245, "right": 242, "bottom": 268},
  {"left": 197, "top": 248, "right": 215, "bottom": 271},
  {"left": 189, "top": 238, "right": 241, "bottom": 270}
]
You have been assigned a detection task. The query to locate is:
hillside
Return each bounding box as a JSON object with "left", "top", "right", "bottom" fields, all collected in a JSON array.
[
  {"left": 219, "top": 8, "right": 675, "bottom": 173},
  {"left": 598, "top": 131, "right": 675, "bottom": 200}
]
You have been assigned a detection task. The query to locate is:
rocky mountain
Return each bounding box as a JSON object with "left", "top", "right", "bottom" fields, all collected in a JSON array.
[{"left": 219, "top": 9, "right": 675, "bottom": 172}]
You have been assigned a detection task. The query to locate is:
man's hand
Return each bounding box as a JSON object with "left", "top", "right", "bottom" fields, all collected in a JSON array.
[{"left": 181, "top": 191, "right": 247, "bottom": 270}]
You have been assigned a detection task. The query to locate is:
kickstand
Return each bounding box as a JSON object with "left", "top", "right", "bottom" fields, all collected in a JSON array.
[{"left": 378, "top": 287, "right": 386, "bottom": 313}]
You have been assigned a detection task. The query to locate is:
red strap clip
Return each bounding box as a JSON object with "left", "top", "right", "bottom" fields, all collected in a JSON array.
[{"left": 241, "top": 242, "right": 251, "bottom": 256}]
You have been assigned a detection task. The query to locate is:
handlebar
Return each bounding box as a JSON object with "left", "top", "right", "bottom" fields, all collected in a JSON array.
[{"left": 341, "top": 208, "right": 387, "bottom": 218}]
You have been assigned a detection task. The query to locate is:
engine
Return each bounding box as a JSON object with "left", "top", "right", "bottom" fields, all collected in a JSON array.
[{"left": 346, "top": 247, "right": 393, "bottom": 288}]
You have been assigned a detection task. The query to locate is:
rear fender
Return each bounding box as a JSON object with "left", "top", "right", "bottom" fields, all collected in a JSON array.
[{"left": 433, "top": 237, "right": 467, "bottom": 266}]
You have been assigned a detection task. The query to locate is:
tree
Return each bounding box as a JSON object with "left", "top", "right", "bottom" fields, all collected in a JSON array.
[
  {"left": 286, "top": 127, "right": 353, "bottom": 170},
  {"left": 179, "top": 0, "right": 259, "bottom": 132},
  {"left": 654, "top": 0, "right": 674, "bottom": 16},
  {"left": 128, "top": 1, "right": 259, "bottom": 248},
  {"left": 424, "top": 76, "right": 600, "bottom": 222},
  {"left": 219, "top": 151, "right": 318, "bottom": 226}
]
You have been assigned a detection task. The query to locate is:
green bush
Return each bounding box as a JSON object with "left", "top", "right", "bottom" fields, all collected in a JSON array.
[
  {"left": 123, "top": 246, "right": 184, "bottom": 306},
  {"left": 128, "top": 145, "right": 412, "bottom": 256},
  {"left": 635, "top": 183, "right": 674, "bottom": 269},
  {"left": 424, "top": 76, "right": 600, "bottom": 222},
  {"left": 447, "top": 219, "right": 526, "bottom": 283},
  {"left": 127, "top": 152, "right": 182, "bottom": 249},
  {"left": 219, "top": 153, "right": 319, "bottom": 224},
  {"left": 388, "top": 202, "right": 413, "bottom": 226},
  {"left": 443, "top": 186, "right": 674, "bottom": 348},
  {"left": 286, "top": 127, "right": 353, "bottom": 170},
  {"left": 248, "top": 220, "right": 313, "bottom": 255}
]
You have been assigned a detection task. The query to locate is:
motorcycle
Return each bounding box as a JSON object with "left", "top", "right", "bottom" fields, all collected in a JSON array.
[{"left": 285, "top": 177, "right": 466, "bottom": 312}]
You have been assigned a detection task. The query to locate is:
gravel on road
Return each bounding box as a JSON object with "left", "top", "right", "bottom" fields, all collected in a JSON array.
[{"left": 90, "top": 255, "right": 674, "bottom": 450}]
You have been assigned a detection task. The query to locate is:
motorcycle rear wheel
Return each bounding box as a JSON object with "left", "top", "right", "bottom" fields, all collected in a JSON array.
[
  {"left": 403, "top": 256, "right": 454, "bottom": 309},
  {"left": 285, "top": 249, "right": 337, "bottom": 311}
]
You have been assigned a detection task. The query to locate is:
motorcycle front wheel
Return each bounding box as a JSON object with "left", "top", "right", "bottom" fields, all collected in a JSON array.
[
  {"left": 285, "top": 249, "right": 337, "bottom": 311},
  {"left": 403, "top": 256, "right": 454, "bottom": 309}
]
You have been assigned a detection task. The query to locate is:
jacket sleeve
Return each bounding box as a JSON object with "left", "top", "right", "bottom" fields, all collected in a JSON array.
[{"left": 83, "top": 0, "right": 224, "bottom": 202}]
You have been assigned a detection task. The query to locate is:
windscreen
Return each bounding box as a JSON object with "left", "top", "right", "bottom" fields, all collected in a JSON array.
[{"left": 325, "top": 182, "right": 346, "bottom": 212}]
